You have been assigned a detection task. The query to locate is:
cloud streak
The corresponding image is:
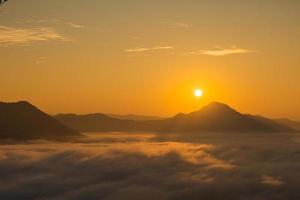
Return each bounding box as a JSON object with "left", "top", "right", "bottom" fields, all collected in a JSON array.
[
  {"left": 187, "top": 47, "right": 255, "bottom": 56},
  {"left": 0, "top": 26, "right": 69, "bottom": 45},
  {"left": 125, "top": 46, "right": 174, "bottom": 53},
  {"left": 18, "top": 19, "right": 85, "bottom": 29},
  {"left": 261, "top": 175, "right": 285, "bottom": 186},
  {"left": 164, "top": 22, "right": 192, "bottom": 28},
  {"left": 67, "top": 23, "right": 84, "bottom": 29}
]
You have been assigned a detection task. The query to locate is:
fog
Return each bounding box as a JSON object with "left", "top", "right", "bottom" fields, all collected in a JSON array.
[{"left": 1, "top": 132, "right": 300, "bottom": 200}]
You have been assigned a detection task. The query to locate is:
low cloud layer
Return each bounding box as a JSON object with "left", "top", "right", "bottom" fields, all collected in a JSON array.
[
  {"left": 0, "top": 133, "right": 299, "bottom": 200},
  {"left": 0, "top": 26, "right": 69, "bottom": 45}
]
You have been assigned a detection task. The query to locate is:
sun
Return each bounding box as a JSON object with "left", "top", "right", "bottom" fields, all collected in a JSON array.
[{"left": 194, "top": 89, "right": 203, "bottom": 97}]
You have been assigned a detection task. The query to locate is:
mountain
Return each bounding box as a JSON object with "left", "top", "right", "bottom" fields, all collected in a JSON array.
[
  {"left": 107, "top": 113, "right": 164, "bottom": 121},
  {"left": 275, "top": 118, "right": 300, "bottom": 131},
  {"left": 55, "top": 113, "right": 138, "bottom": 132},
  {"left": 161, "top": 102, "right": 295, "bottom": 133},
  {"left": 55, "top": 102, "right": 296, "bottom": 133},
  {"left": 0, "top": 101, "right": 81, "bottom": 140}
]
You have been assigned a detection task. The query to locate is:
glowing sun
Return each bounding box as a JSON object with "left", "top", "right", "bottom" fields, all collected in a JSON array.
[{"left": 194, "top": 89, "right": 203, "bottom": 97}]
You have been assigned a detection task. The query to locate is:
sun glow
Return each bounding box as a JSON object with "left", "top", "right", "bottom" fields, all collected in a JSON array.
[{"left": 194, "top": 89, "right": 203, "bottom": 97}]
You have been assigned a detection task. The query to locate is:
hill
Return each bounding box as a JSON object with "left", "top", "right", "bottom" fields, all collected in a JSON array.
[
  {"left": 275, "top": 118, "right": 300, "bottom": 131},
  {"left": 0, "top": 101, "right": 81, "bottom": 140},
  {"left": 161, "top": 102, "right": 295, "bottom": 133}
]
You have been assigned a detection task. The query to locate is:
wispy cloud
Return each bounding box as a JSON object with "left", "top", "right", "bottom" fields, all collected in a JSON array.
[
  {"left": 67, "top": 23, "right": 84, "bottom": 29},
  {"left": 261, "top": 175, "right": 284, "bottom": 186},
  {"left": 0, "top": 26, "right": 69, "bottom": 45},
  {"left": 18, "top": 19, "right": 62, "bottom": 24},
  {"left": 187, "top": 47, "right": 255, "bottom": 56},
  {"left": 125, "top": 46, "right": 174, "bottom": 53},
  {"left": 17, "top": 19, "right": 85, "bottom": 29},
  {"left": 35, "top": 57, "right": 47, "bottom": 65},
  {"left": 163, "top": 22, "right": 192, "bottom": 28}
]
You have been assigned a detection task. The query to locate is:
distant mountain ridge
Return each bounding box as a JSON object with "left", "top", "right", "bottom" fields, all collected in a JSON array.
[
  {"left": 55, "top": 102, "right": 296, "bottom": 133},
  {"left": 107, "top": 113, "right": 164, "bottom": 121},
  {"left": 55, "top": 113, "right": 138, "bottom": 132},
  {"left": 275, "top": 118, "right": 300, "bottom": 131},
  {"left": 0, "top": 101, "right": 81, "bottom": 140},
  {"left": 161, "top": 102, "right": 294, "bottom": 133}
]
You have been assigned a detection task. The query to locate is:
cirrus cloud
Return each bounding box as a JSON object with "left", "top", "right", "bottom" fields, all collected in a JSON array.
[
  {"left": 0, "top": 26, "right": 69, "bottom": 45},
  {"left": 66, "top": 23, "right": 84, "bottom": 29},
  {"left": 187, "top": 47, "right": 255, "bottom": 56},
  {"left": 125, "top": 46, "right": 174, "bottom": 53},
  {"left": 162, "top": 22, "right": 192, "bottom": 28}
]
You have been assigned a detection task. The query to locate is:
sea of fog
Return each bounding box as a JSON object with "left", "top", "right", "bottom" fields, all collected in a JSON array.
[{"left": 1, "top": 132, "right": 300, "bottom": 200}]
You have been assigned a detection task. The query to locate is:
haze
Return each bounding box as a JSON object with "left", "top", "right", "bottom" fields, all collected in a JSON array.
[
  {"left": 0, "top": 0, "right": 299, "bottom": 120},
  {"left": 1, "top": 1, "right": 300, "bottom": 199}
]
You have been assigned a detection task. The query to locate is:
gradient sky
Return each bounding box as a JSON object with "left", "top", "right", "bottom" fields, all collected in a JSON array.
[{"left": 0, "top": 0, "right": 299, "bottom": 119}]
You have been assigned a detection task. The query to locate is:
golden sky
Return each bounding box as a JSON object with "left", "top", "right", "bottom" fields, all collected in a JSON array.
[{"left": 0, "top": 0, "right": 299, "bottom": 119}]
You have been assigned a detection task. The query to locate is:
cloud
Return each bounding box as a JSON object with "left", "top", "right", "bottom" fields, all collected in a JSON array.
[
  {"left": 17, "top": 19, "right": 85, "bottom": 29},
  {"left": 0, "top": 138, "right": 233, "bottom": 199},
  {"left": 187, "top": 47, "right": 255, "bottom": 56},
  {"left": 0, "top": 132, "right": 298, "bottom": 200},
  {"left": 35, "top": 57, "right": 47, "bottom": 65},
  {"left": 125, "top": 46, "right": 174, "bottom": 53},
  {"left": 67, "top": 23, "right": 84, "bottom": 29},
  {"left": 18, "top": 19, "right": 62, "bottom": 24},
  {"left": 261, "top": 175, "right": 284, "bottom": 186},
  {"left": 0, "top": 26, "right": 69, "bottom": 45},
  {"left": 162, "top": 22, "right": 192, "bottom": 28}
]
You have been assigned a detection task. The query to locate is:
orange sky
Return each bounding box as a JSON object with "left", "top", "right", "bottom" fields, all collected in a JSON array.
[{"left": 0, "top": 0, "right": 299, "bottom": 120}]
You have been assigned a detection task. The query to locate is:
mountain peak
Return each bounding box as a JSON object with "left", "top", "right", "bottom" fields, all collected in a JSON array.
[
  {"left": 206, "top": 101, "right": 232, "bottom": 108},
  {"left": 16, "top": 101, "right": 32, "bottom": 105},
  {"left": 198, "top": 101, "right": 239, "bottom": 115},
  {"left": 0, "top": 101, "right": 33, "bottom": 107},
  {"left": 0, "top": 101, "right": 81, "bottom": 140},
  {"left": 54, "top": 101, "right": 296, "bottom": 133}
]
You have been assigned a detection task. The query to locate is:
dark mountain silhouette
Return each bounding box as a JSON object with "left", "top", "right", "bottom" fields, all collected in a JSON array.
[
  {"left": 55, "top": 113, "right": 138, "bottom": 132},
  {"left": 55, "top": 102, "right": 296, "bottom": 133},
  {"left": 275, "top": 118, "right": 300, "bottom": 131},
  {"left": 107, "top": 113, "right": 164, "bottom": 121},
  {"left": 162, "top": 102, "right": 295, "bottom": 132},
  {"left": 0, "top": 101, "right": 81, "bottom": 140}
]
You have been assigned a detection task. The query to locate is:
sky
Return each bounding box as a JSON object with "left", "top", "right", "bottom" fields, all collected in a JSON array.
[{"left": 0, "top": 0, "right": 299, "bottom": 120}]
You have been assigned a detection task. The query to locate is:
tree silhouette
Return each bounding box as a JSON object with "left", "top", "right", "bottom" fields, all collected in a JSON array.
[{"left": 0, "top": 0, "right": 8, "bottom": 5}]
